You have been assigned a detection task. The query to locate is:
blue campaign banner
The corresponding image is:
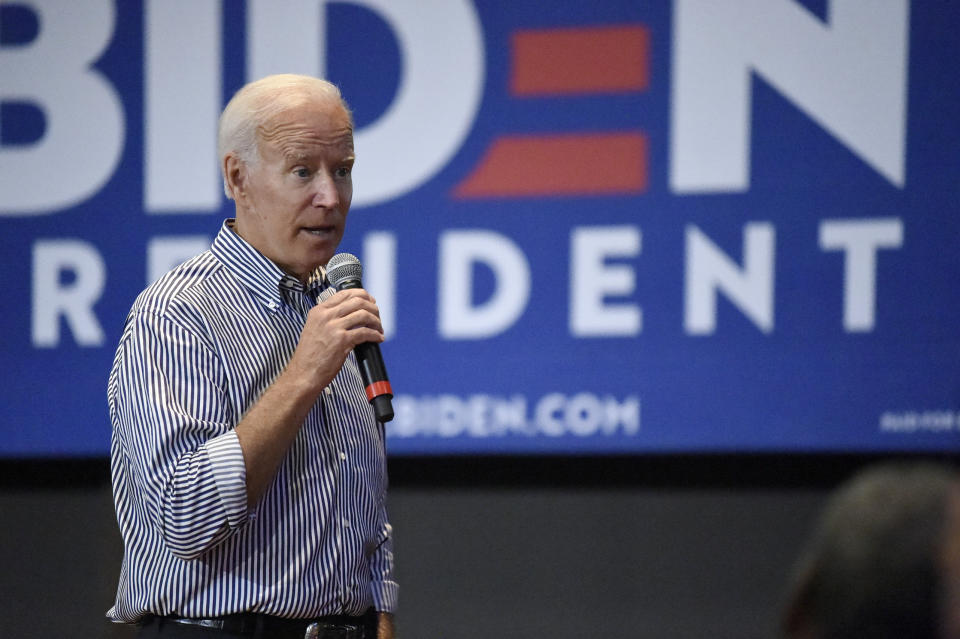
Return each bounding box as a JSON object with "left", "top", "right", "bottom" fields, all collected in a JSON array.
[{"left": 1, "top": 1, "right": 958, "bottom": 457}]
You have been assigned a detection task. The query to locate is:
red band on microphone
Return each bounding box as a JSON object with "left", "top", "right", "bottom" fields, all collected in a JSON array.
[{"left": 365, "top": 381, "right": 393, "bottom": 401}]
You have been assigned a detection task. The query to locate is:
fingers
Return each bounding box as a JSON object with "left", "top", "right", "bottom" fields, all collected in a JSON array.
[
  {"left": 321, "top": 288, "right": 381, "bottom": 320},
  {"left": 310, "top": 288, "right": 384, "bottom": 339}
]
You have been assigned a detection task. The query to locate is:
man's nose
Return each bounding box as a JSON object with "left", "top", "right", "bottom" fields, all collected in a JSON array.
[{"left": 311, "top": 172, "right": 340, "bottom": 208}]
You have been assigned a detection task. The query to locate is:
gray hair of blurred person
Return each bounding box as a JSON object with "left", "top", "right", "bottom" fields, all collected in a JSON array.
[
  {"left": 782, "top": 462, "right": 958, "bottom": 639},
  {"left": 217, "top": 74, "right": 354, "bottom": 199}
]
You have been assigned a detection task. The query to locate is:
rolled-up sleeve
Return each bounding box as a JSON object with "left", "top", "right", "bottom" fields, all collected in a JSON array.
[
  {"left": 110, "top": 309, "right": 247, "bottom": 560},
  {"left": 369, "top": 521, "right": 399, "bottom": 612}
]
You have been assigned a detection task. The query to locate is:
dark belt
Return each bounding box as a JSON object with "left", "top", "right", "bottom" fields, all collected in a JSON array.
[{"left": 144, "top": 609, "right": 376, "bottom": 639}]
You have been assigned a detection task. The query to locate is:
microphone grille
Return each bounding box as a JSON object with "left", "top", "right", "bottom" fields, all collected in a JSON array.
[{"left": 326, "top": 252, "right": 363, "bottom": 288}]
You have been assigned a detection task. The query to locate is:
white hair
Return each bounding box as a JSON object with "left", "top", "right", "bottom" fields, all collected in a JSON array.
[{"left": 217, "top": 74, "right": 352, "bottom": 199}]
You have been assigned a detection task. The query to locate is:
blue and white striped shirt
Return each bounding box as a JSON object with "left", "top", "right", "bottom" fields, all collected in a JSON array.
[{"left": 107, "top": 220, "right": 397, "bottom": 623}]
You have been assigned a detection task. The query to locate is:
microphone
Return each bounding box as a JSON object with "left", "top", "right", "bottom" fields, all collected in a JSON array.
[{"left": 325, "top": 253, "right": 394, "bottom": 422}]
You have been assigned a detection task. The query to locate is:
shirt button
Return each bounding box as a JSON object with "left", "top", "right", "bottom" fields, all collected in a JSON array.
[
  {"left": 324, "top": 386, "right": 333, "bottom": 396},
  {"left": 342, "top": 518, "right": 351, "bottom": 528},
  {"left": 339, "top": 451, "right": 347, "bottom": 461}
]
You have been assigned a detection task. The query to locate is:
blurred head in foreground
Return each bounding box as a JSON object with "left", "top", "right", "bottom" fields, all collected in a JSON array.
[{"left": 782, "top": 462, "right": 960, "bottom": 639}]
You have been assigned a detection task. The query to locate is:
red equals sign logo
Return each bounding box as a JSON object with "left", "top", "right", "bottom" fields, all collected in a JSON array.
[{"left": 454, "top": 24, "right": 650, "bottom": 199}]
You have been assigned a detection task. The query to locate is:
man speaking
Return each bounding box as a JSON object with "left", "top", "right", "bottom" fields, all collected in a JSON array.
[{"left": 106, "top": 74, "right": 397, "bottom": 638}]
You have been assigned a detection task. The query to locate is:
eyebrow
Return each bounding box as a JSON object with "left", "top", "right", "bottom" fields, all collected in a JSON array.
[{"left": 283, "top": 151, "right": 311, "bottom": 163}]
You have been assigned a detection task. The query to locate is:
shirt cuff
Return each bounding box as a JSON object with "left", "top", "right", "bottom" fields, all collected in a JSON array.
[
  {"left": 204, "top": 430, "right": 248, "bottom": 529},
  {"left": 372, "top": 579, "right": 399, "bottom": 613}
]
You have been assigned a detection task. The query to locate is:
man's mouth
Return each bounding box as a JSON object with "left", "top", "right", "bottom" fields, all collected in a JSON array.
[{"left": 303, "top": 226, "right": 335, "bottom": 236}]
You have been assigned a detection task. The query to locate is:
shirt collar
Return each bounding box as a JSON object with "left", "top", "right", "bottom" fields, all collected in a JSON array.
[{"left": 211, "top": 219, "right": 328, "bottom": 310}]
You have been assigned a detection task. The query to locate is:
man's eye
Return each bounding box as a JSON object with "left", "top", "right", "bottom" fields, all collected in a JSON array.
[
  {"left": 294, "top": 168, "right": 311, "bottom": 178},
  {"left": 336, "top": 166, "right": 352, "bottom": 178}
]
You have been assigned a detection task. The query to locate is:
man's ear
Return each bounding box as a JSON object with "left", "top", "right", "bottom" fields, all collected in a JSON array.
[{"left": 223, "top": 153, "right": 247, "bottom": 201}]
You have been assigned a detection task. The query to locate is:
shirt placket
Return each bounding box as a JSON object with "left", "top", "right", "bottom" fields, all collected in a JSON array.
[{"left": 291, "top": 280, "right": 355, "bottom": 611}]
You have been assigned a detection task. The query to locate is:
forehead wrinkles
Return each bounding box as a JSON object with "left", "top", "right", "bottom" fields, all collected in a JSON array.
[{"left": 258, "top": 117, "right": 354, "bottom": 161}]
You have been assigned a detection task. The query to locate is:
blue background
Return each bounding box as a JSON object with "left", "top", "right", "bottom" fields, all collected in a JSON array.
[{"left": 1, "top": 0, "right": 958, "bottom": 456}]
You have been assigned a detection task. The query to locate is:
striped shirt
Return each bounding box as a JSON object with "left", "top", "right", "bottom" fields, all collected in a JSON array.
[{"left": 106, "top": 220, "right": 397, "bottom": 623}]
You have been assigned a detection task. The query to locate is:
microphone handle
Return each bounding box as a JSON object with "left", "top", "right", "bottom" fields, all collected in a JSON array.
[{"left": 355, "top": 342, "right": 394, "bottom": 422}]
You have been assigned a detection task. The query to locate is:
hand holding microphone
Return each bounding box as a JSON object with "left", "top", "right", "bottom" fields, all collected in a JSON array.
[{"left": 326, "top": 253, "right": 394, "bottom": 422}]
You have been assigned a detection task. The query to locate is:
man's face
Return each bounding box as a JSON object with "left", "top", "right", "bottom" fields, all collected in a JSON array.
[{"left": 234, "top": 97, "right": 354, "bottom": 282}]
